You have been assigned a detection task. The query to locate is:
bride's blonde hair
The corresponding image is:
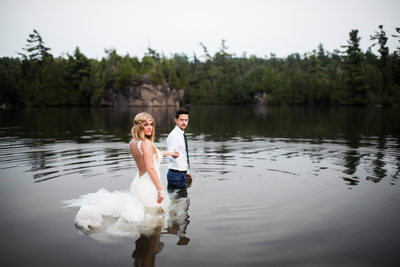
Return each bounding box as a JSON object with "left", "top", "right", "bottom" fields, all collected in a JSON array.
[{"left": 131, "top": 112, "right": 157, "bottom": 156}]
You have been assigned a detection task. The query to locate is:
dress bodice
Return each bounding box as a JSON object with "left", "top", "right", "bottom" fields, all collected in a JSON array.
[{"left": 154, "top": 149, "right": 162, "bottom": 167}]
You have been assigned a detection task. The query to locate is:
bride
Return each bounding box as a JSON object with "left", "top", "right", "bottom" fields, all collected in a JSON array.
[
  {"left": 64, "top": 112, "right": 179, "bottom": 236},
  {"left": 129, "top": 112, "right": 179, "bottom": 212}
]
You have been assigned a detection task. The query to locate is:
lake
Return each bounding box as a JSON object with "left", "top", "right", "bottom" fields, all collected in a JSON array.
[{"left": 0, "top": 105, "right": 399, "bottom": 266}]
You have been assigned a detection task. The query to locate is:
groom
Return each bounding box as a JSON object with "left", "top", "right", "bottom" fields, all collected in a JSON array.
[{"left": 166, "top": 109, "right": 192, "bottom": 189}]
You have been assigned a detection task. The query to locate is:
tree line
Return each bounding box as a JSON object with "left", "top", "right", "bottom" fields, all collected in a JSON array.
[{"left": 1, "top": 26, "right": 399, "bottom": 107}]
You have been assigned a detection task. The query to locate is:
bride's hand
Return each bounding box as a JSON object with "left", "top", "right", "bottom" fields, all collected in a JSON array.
[
  {"left": 170, "top": 150, "right": 179, "bottom": 158},
  {"left": 157, "top": 189, "right": 164, "bottom": 203}
]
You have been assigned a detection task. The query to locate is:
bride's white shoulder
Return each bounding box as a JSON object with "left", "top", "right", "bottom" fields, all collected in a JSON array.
[{"left": 129, "top": 139, "right": 142, "bottom": 153}]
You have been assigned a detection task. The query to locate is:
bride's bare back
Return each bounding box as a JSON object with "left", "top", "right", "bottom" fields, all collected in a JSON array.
[{"left": 129, "top": 140, "right": 147, "bottom": 177}]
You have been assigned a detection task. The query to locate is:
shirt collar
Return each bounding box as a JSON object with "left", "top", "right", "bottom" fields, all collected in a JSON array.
[{"left": 174, "top": 125, "right": 185, "bottom": 134}]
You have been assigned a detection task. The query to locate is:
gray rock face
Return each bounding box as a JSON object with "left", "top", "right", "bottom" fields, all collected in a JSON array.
[{"left": 99, "top": 82, "right": 184, "bottom": 107}]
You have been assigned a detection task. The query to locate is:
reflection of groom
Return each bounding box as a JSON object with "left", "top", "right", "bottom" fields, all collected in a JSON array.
[
  {"left": 167, "top": 187, "right": 190, "bottom": 245},
  {"left": 166, "top": 109, "right": 192, "bottom": 189}
]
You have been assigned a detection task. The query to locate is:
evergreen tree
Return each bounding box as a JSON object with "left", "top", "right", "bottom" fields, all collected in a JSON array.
[
  {"left": 115, "top": 55, "right": 137, "bottom": 91},
  {"left": 391, "top": 27, "right": 400, "bottom": 54},
  {"left": 171, "top": 54, "right": 189, "bottom": 89},
  {"left": 370, "top": 25, "right": 392, "bottom": 102},
  {"left": 66, "top": 47, "right": 92, "bottom": 104},
  {"left": 391, "top": 27, "right": 400, "bottom": 102},
  {"left": 371, "top": 25, "right": 389, "bottom": 66},
  {"left": 342, "top": 30, "right": 367, "bottom": 105},
  {"left": 18, "top": 29, "right": 52, "bottom": 62},
  {"left": 145, "top": 47, "right": 160, "bottom": 63}
]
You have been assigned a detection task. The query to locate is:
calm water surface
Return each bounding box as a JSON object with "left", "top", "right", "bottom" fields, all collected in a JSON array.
[{"left": 0, "top": 105, "right": 399, "bottom": 266}]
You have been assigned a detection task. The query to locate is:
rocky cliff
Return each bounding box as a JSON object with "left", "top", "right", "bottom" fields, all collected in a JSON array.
[{"left": 99, "top": 79, "right": 184, "bottom": 107}]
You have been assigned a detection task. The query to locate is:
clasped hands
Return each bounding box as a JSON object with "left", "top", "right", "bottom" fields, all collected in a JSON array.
[{"left": 170, "top": 150, "right": 179, "bottom": 158}]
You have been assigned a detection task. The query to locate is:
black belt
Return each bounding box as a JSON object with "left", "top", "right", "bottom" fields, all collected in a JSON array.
[{"left": 169, "top": 169, "right": 187, "bottom": 173}]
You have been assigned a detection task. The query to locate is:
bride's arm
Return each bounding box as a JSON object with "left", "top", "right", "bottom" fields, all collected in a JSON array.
[
  {"left": 161, "top": 150, "right": 179, "bottom": 158},
  {"left": 142, "top": 140, "right": 164, "bottom": 202}
]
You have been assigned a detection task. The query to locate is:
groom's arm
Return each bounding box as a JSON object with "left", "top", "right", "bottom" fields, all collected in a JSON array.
[{"left": 166, "top": 134, "right": 180, "bottom": 152}]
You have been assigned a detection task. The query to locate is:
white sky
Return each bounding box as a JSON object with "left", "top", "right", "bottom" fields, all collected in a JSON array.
[{"left": 1, "top": 0, "right": 399, "bottom": 60}]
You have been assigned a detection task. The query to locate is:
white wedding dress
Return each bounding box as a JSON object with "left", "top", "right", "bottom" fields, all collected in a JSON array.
[{"left": 63, "top": 141, "right": 169, "bottom": 240}]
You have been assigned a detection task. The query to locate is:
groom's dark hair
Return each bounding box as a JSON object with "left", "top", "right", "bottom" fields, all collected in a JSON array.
[{"left": 175, "top": 109, "right": 189, "bottom": 118}]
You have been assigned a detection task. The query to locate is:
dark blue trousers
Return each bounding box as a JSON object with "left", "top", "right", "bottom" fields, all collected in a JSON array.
[{"left": 167, "top": 169, "right": 187, "bottom": 188}]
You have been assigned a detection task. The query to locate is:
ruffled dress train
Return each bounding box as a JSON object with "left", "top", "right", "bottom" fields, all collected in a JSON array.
[{"left": 63, "top": 148, "right": 169, "bottom": 240}]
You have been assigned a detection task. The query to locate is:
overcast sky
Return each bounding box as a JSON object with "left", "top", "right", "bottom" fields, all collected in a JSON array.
[{"left": 1, "top": 0, "right": 399, "bottom": 60}]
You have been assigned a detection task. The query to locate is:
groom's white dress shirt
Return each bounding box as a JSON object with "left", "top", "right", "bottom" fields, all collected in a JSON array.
[{"left": 166, "top": 126, "right": 188, "bottom": 171}]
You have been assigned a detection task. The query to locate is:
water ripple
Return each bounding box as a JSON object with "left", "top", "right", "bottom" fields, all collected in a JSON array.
[
  {"left": 0, "top": 131, "right": 399, "bottom": 188},
  {"left": 0, "top": 137, "right": 134, "bottom": 183}
]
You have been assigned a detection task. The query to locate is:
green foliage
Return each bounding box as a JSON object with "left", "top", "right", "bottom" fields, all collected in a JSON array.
[
  {"left": 116, "top": 55, "right": 141, "bottom": 90},
  {"left": 0, "top": 57, "right": 20, "bottom": 104},
  {"left": 370, "top": 25, "right": 396, "bottom": 104},
  {"left": 371, "top": 25, "right": 389, "bottom": 65},
  {"left": 341, "top": 30, "right": 368, "bottom": 105},
  {"left": 1, "top": 28, "right": 400, "bottom": 107},
  {"left": 66, "top": 47, "right": 92, "bottom": 105},
  {"left": 150, "top": 64, "right": 165, "bottom": 84}
]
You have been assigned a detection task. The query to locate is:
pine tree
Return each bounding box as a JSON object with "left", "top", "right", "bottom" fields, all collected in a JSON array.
[
  {"left": 342, "top": 30, "right": 367, "bottom": 105},
  {"left": 371, "top": 25, "right": 392, "bottom": 102},
  {"left": 18, "top": 29, "right": 52, "bottom": 62}
]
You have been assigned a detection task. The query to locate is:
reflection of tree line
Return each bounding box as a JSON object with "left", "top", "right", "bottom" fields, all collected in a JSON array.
[
  {"left": 26, "top": 146, "right": 134, "bottom": 183},
  {"left": 2, "top": 106, "right": 399, "bottom": 141},
  {"left": 189, "top": 105, "right": 400, "bottom": 186},
  {"left": 132, "top": 185, "right": 191, "bottom": 267},
  {"left": 370, "top": 137, "right": 388, "bottom": 182},
  {"left": 1, "top": 105, "right": 399, "bottom": 186},
  {"left": 341, "top": 129, "right": 398, "bottom": 186},
  {"left": 393, "top": 141, "right": 400, "bottom": 184},
  {"left": 189, "top": 105, "right": 400, "bottom": 141},
  {"left": 0, "top": 107, "right": 177, "bottom": 143}
]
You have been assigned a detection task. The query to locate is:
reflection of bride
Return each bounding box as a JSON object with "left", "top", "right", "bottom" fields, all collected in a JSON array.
[
  {"left": 63, "top": 112, "right": 179, "bottom": 240},
  {"left": 132, "top": 226, "right": 164, "bottom": 267},
  {"left": 131, "top": 186, "right": 191, "bottom": 266}
]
